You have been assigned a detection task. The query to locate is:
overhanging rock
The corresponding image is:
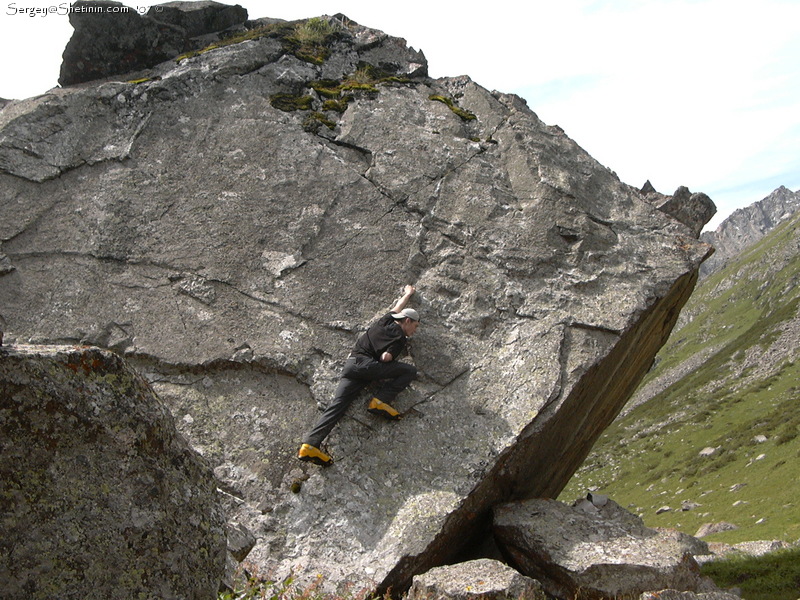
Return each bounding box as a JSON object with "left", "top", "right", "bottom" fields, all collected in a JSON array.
[{"left": 0, "top": 8, "right": 714, "bottom": 595}]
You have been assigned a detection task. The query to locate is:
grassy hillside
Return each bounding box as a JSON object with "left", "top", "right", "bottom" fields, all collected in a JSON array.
[{"left": 560, "top": 212, "right": 800, "bottom": 545}]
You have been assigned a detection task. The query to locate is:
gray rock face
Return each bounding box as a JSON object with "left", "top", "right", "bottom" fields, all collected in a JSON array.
[
  {"left": 0, "top": 9, "right": 713, "bottom": 595},
  {"left": 493, "top": 498, "right": 716, "bottom": 600},
  {"left": 408, "top": 559, "right": 546, "bottom": 600},
  {"left": 700, "top": 185, "right": 800, "bottom": 277},
  {"left": 0, "top": 345, "right": 226, "bottom": 600}
]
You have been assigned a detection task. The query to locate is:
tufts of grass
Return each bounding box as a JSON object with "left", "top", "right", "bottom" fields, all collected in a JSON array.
[
  {"left": 176, "top": 18, "right": 342, "bottom": 65},
  {"left": 286, "top": 17, "right": 341, "bottom": 64},
  {"left": 700, "top": 547, "right": 800, "bottom": 600}
]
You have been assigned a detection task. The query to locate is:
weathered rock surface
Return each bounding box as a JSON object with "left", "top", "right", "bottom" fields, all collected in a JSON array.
[
  {"left": 0, "top": 5, "right": 713, "bottom": 595},
  {"left": 639, "top": 591, "right": 742, "bottom": 600},
  {"left": 493, "top": 498, "right": 717, "bottom": 600},
  {"left": 59, "top": 0, "right": 249, "bottom": 86},
  {"left": 0, "top": 345, "right": 226, "bottom": 600},
  {"left": 700, "top": 185, "right": 800, "bottom": 277},
  {"left": 407, "top": 559, "right": 547, "bottom": 600}
]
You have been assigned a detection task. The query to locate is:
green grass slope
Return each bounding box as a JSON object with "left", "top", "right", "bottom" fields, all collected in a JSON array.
[{"left": 560, "top": 212, "right": 800, "bottom": 545}]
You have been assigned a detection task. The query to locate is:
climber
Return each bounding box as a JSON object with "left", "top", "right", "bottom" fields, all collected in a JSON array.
[{"left": 298, "top": 284, "right": 420, "bottom": 466}]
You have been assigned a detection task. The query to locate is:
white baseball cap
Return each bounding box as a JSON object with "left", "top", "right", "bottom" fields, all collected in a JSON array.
[{"left": 392, "top": 308, "right": 419, "bottom": 321}]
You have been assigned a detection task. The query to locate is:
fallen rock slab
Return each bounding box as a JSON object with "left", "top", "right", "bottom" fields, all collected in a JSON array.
[
  {"left": 408, "top": 559, "right": 547, "bottom": 600},
  {"left": 493, "top": 498, "right": 718, "bottom": 600},
  {"left": 639, "top": 591, "right": 742, "bottom": 600},
  {"left": 0, "top": 345, "right": 226, "bottom": 600}
]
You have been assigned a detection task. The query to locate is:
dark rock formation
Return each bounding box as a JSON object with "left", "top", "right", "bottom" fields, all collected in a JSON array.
[
  {"left": 641, "top": 183, "right": 716, "bottom": 238},
  {"left": 0, "top": 345, "right": 227, "bottom": 600},
  {"left": 148, "top": 1, "right": 248, "bottom": 38},
  {"left": 408, "top": 559, "right": 546, "bottom": 600},
  {"left": 493, "top": 498, "right": 716, "bottom": 600},
  {"left": 0, "top": 5, "right": 714, "bottom": 595},
  {"left": 700, "top": 185, "right": 800, "bottom": 277},
  {"left": 59, "top": 0, "right": 248, "bottom": 86}
]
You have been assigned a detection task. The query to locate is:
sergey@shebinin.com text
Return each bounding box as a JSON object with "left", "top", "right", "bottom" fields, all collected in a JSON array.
[{"left": 6, "top": 3, "right": 163, "bottom": 17}]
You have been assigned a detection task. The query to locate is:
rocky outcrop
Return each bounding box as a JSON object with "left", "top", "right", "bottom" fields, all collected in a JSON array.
[
  {"left": 0, "top": 5, "right": 714, "bottom": 595},
  {"left": 59, "top": 0, "right": 248, "bottom": 86},
  {"left": 0, "top": 345, "right": 227, "bottom": 600},
  {"left": 493, "top": 498, "right": 716, "bottom": 600},
  {"left": 699, "top": 185, "right": 800, "bottom": 277},
  {"left": 148, "top": 1, "right": 248, "bottom": 38},
  {"left": 407, "top": 559, "right": 546, "bottom": 600},
  {"left": 641, "top": 183, "right": 716, "bottom": 238}
]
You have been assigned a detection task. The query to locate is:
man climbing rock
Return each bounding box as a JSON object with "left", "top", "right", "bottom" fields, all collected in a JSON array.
[{"left": 298, "top": 285, "right": 420, "bottom": 466}]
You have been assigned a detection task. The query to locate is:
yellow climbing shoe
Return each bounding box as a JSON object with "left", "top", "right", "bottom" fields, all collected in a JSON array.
[
  {"left": 368, "top": 397, "right": 401, "bottom": 420},
  {"left": 297, "top": 443, "right": 333, "bottom": 467}
]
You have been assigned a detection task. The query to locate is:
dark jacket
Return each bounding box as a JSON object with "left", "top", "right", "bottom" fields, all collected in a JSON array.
[{"left": 352, "top": 313, "right": 407, "bottom": 361}]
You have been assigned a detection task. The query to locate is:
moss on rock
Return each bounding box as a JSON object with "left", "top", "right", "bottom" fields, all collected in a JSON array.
[{"left": 429, "top": 94, "right": 477, "bottom": 121}]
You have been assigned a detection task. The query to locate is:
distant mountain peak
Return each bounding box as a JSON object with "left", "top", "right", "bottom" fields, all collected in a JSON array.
[{"left": 699, "top": 185, "right": 800, "bottom": 277}]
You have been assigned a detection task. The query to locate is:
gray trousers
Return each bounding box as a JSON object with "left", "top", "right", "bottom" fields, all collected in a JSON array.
[{"left": 302, "top": 355, "right": 417, "bottom": 448}]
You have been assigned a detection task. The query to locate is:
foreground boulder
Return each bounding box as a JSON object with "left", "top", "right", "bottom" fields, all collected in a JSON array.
[
  {"left": 0, "top": 345, "right": 227, "bottom": 600},
  {"left": 0, "top": 6, "right": 714, "bottom": 594},
  {"left": 493, "top": 498, "right": 717, "bottom": 600},
  {"left": 408, "top": 559, "right": 546, "bottom": 600}
]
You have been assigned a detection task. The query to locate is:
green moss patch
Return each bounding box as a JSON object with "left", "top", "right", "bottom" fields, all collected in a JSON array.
[
  {"left": 309, "top": 80, "right": 342, "bottom": 99},
  {"left": 321, "top": 98, "right": 350, "bottom": 114},
  {"left": 269, "top": 94, "right": 314, "bottom": 112},
  {"left": 302, "top": 112, "right": 337, "bottom": 133},
  {"left": 429, "top": 94, "right": 477, "bottom": 121}
]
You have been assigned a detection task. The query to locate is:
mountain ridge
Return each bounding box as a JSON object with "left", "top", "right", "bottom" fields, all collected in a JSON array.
[{"left": 699, "top": 185, "right": 800, "bottom": 278}]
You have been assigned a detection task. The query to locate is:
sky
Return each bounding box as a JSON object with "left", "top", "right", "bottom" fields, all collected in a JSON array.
[{"left": 2, "top": 0, "right": 799, "bottom": 231}]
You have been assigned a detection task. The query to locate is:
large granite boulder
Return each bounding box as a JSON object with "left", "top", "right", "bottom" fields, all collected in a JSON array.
[
  {"left": 0, "top": 6, "right": 713, "bottom": 595},
  {"left": 0, "top": 345, "right": 227, "bottom": 600},
  {"left": 492, "top": 498, "right": 717, "bottom": 600}
]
